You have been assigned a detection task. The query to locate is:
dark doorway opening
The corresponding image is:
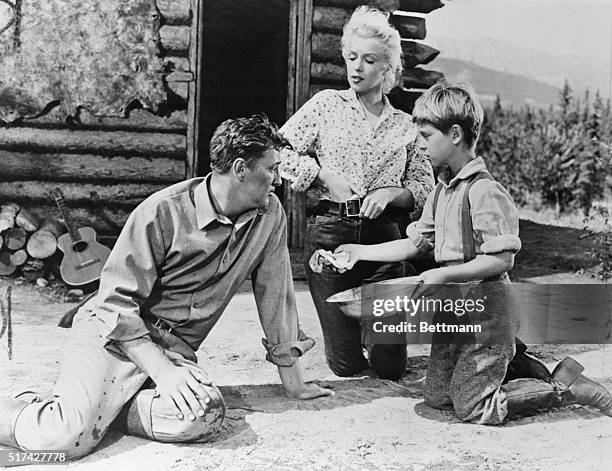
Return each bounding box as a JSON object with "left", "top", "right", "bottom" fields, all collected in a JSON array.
[{"left": 197, "top": 0, "right": 290, "bottom": 176}]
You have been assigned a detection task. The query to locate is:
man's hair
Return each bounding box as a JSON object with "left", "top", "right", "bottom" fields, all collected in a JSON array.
[
  {"left": 209, "top": 114, "right": 290, "bottom": 173},
  {"left": 412, "top": 80, "right": 484, "bottom": 148},
  {"left": 341, "top": 6, "right": 403, "bottom": 94}
]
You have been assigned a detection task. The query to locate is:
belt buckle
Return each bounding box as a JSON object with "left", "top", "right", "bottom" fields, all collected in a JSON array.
[{"left": 345, "top": 198, "right": 361, "bottom": 218}]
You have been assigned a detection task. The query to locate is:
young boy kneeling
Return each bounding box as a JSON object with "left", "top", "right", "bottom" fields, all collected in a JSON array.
[{"left": 335, "top": 80, "right": 612, "bottom": 424}]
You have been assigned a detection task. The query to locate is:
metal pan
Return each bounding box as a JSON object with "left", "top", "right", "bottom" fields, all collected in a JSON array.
[{"left": 326, "top": 276, "right": 423, "bottom": 319}]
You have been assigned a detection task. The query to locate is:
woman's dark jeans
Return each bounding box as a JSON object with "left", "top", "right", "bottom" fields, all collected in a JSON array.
[{"left": 304, "top": 215, "right": 411, "bottom": 380}]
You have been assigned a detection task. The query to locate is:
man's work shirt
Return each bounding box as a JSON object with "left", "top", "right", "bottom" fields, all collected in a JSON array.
[
  {"left": 406, "top": 157, "right": 522, "bottom": 265},
  {"left": 83, "top": 175, "right": 312, "bottom": 366}
]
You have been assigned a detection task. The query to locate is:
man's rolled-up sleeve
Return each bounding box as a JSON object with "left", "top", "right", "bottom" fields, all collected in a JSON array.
[
  {"left": 251, "top": 203, "right": 315, "bottom": 367},
  {"left": 92, "top": 201, "right": 168, "bottom": 345}
]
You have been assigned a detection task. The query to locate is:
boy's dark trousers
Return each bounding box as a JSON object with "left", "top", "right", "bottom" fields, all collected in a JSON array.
[
  {"left": 423, "top": 281, "right": 518, "bottom": 424},
  {"left": 422, "top": 282, "right": 612, "bottom": 422}
]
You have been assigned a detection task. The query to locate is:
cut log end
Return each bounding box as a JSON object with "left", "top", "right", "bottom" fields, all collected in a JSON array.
[
  {"left": 26, "top": 231, "right": 59, "bottom": 260},
  {"left": 15, "top": 208, "right": 41, "bottom": 232},
  {"left": 9, "top": 249, "right": 28, "bottom": 267},
  {"left": 4, "top": 227, "right": 27, "bottom": 251}
]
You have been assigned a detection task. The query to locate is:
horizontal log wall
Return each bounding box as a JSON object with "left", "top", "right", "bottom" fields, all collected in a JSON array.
[
  {"left": 157, "top": 0, "right": 191, "bottom": 25},
  {"left": 0, "top": 123, "right": 187, "bottom": 235},
  {"left": 1, "top": 128, "right": 185, "bottom": 157},
  {"left": 313, "top": 6, "right": 425, "bottom": 39},
  {"left": 0, "top": 182, "right": 169, "bottom": 207},
  {"left": 0, "top": 152, "right": 184, "bottom": 183},
  {"left": 311, "top": 61, "right": 443, "bottom": 89},
  {"left": 0, "top": 0, "right": 192, "bottom": 236},
  {"left": 160, "top": 26, "right": 190, "bottom": 56}
]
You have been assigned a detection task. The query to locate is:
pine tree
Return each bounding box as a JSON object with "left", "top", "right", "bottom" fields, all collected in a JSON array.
[
  {"left": 559, "top": 80, "right": 573, "bottom": 133},
  {"left": 581, "top": 89, "right": 590, "bottom": 124},
  {"left": 573, "top": 89, "right": 605, "bottom": 214},
  {"left": 493, "top": 94, "right": 503, "bottom": 117}
]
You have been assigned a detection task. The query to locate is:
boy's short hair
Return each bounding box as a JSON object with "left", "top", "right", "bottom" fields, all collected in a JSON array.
[
  {"left": 210, "top": 114, "right": 291, "bottom": 173},
  {"left": 412, "top": 80, "right": 484, "bottom": 148}
]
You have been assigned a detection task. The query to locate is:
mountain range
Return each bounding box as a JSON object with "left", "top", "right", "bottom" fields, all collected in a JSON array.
[{"left": 426, "top": 37, "right": 610, "bottom": 108}]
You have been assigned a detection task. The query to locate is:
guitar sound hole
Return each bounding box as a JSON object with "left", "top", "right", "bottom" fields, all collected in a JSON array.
[{"left": 72, "top": 241, "right": 89, "bottom": 252}]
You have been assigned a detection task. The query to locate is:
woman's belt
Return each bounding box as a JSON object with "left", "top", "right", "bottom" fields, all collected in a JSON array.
[
  {"left": 314, "top": 199, "right": 407, "bottom": 222},
  {"left": 316, "top": 199, "right": 363, "bottom": 218}
]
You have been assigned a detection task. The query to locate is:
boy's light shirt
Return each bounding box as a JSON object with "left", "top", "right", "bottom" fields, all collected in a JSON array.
[{"left": 406, "top": 157, "right": 522, "bottom": 265}]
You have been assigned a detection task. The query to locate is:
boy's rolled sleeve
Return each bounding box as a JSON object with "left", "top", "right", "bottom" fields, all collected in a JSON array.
[
  {"left": 470, "top": 180, "right": 522, "bottom": 255},
  {"left": 405, "top": 189, "right": 436, "bottom": 254}
]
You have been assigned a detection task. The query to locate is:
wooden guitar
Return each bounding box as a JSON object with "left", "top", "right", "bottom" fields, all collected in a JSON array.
[{"left": 52, "top": 188, "right": 111, "bottom": 286}]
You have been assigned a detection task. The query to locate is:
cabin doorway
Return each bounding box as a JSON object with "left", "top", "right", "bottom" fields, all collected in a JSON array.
[{"left": 196, "top": 0, "right": 291, "bottom": 176}]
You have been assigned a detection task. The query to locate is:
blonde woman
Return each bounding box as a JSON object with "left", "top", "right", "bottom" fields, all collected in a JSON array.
[{"left": 280, "top": 6, "right": 434, "bottom": 380}]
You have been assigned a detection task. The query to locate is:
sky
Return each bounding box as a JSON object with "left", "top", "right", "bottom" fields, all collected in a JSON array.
[{"left": 425, "top": 0, "right": 612, "bottom": 66}]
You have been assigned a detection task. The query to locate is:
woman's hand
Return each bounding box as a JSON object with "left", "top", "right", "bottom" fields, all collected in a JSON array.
[
  {"left": 334, "top": 244, "right": 363, "bottom": 270},
  {"left": 317, "top": 167, "right": 359, "bottom": 202},
  {"left": 360, "top": 187, "right": 404, "bottom": 219}
]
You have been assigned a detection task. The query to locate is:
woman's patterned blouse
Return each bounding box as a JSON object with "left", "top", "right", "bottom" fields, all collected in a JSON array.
[{"left": 279, "top": 89, "right": 434, "bottom": 218}]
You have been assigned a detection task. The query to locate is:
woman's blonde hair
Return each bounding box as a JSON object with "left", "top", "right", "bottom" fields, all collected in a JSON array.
[{"left": 341, "top": 6, "right": 403, "bottom": 94}]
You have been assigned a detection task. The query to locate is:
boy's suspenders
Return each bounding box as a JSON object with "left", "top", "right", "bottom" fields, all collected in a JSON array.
[{"left": 431, "top": 170, "right": 494, "bottom": 263}]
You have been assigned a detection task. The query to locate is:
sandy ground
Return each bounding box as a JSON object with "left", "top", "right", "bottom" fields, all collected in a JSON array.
[{"left": 1, "top": 276, "right": 612, "bottom": 471}]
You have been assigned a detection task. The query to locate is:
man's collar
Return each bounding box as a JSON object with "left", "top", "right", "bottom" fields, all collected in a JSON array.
[
  {"left": 194, "top": 174, "right": 264, "bottom": 230},
  {"left": 194, "top": 174, "right": 219, "bottom": 229},
  {"left": 438, "top": 157, "right": 487, "bottom": 188}
]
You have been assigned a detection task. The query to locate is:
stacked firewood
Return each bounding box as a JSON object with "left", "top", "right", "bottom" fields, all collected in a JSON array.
[{"left": 0, "top": 203, "right": 67, "bottom": 282}]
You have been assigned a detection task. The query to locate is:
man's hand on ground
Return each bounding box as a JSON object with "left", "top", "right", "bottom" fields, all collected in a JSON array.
[
  {"left": 278, "top": 360, "right": 335, "bottom": 400},
  {"left": 153, "top": 363, "right": 215, "bottom": 421},
  {"left": 285, "top": 382, "right": 335, "bottom": 400}
]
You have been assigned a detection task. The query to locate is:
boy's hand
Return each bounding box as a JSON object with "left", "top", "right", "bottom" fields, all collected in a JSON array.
[
  {"left": 334, "top": 244, "right": 362, "bottom": 270},
  {"left": 309, "top": 249, "right": 351, "bottom": 273},
  {"left": 414, "top": 268, "right": 448, "bottom": 297}
]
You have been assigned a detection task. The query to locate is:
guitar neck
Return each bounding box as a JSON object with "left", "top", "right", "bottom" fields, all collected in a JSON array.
[{"left": 54, "top": 194, "right": 81, "bottom": 243}]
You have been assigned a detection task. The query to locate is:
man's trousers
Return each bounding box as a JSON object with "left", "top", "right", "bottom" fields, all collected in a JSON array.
[{"left": 9, "top": 311, "right": 224, "bottom": 459}]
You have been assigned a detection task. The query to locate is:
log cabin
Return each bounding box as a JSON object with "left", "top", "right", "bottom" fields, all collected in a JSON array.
[{"left": 0, "top": 0, "right": 444, "bottom": 253}]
